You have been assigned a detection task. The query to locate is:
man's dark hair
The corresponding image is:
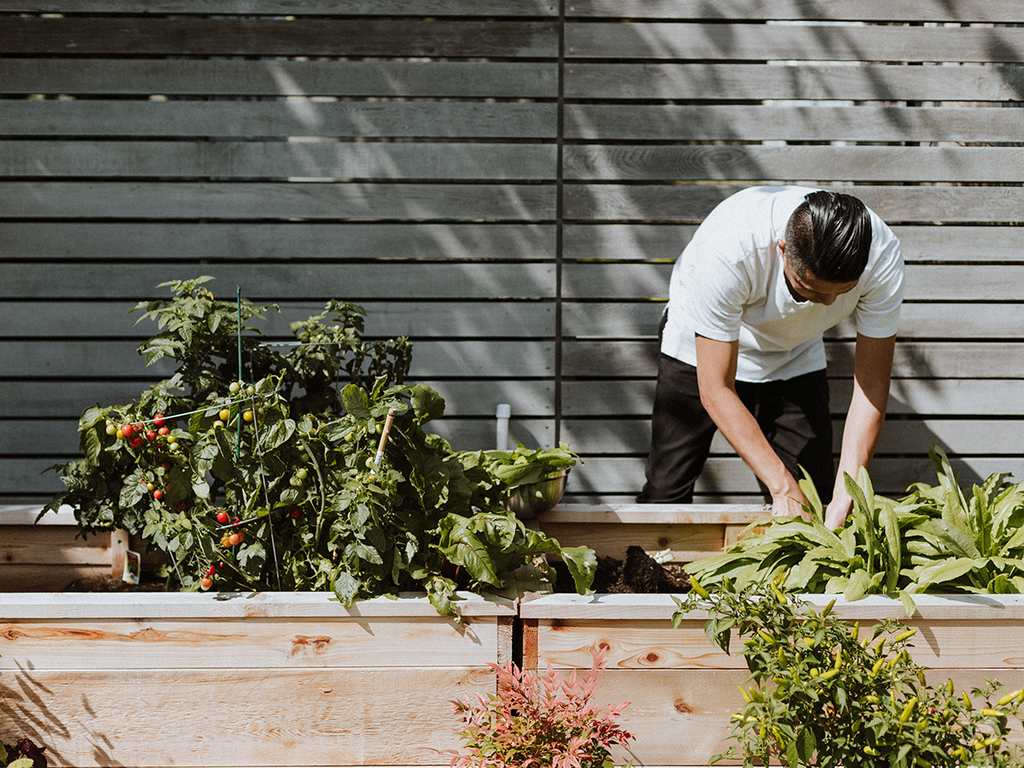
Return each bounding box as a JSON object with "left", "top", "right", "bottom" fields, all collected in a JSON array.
[{"left": 784, "top": 190, "right": 872, "bottom": 283}]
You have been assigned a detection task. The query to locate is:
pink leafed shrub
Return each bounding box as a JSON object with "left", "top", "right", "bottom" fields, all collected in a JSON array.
[{"left": 441, "top": 648, "right": 634, "bottom": 768}]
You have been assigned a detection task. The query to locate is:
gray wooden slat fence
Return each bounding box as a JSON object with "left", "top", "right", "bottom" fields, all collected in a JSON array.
[{"left": 1, "top": 2, "right": 1022, "bottom": 507}]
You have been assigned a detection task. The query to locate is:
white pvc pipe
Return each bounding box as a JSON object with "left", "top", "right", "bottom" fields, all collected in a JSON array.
[{"left": 495, "top": 403, "right": 511, "bottom": 451}]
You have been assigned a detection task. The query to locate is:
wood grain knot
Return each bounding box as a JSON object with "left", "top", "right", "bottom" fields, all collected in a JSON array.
[
  {"left": 290, "top": 635, "right": 331, "bottom": 655},
  {"left": 674, "top": 698, "right": 693, "bottom": 715},
  {"left": 641, "top": 650, "right": 662, "bottom": 665}
]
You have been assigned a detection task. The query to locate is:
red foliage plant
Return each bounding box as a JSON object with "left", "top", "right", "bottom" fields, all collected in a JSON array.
[{"left": 440, "top": 648, "right": 634, "bottom": 768}]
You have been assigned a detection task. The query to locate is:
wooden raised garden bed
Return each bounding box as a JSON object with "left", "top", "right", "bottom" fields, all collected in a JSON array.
[
  {"left": 0, "top": 590, "right": 515, "bottom": 768},
  {"left": 519, "top": 591, "right": 1024, "bottom": 767},
  {"left": 7, "top": 505, "right": 1024, "bottom": 767}
]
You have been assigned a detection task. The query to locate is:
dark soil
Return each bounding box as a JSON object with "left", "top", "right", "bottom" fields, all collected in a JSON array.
[
  {"left": 556, "top": 545, "right": 692, "bottom": 594},
  {"left": 62, "top": 573, "right": 173, "bottom": 592},
  {"left": 62, "top": 546, "right": 691, "bottom": 595}
]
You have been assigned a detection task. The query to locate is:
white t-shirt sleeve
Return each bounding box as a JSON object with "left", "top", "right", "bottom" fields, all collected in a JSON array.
[{"left": 855, "top": 230, "right": 906, "bottom": 339}]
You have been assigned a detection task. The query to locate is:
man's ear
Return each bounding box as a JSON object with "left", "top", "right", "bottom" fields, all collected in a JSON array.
[{"left": 776, "top": 239, "right": 786, "bottom": 255}]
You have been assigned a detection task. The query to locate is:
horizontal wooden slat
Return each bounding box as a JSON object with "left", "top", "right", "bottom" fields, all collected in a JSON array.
[
  {"left": 0, "top": 617, "right": 500, "bottom": 668},
  {"left": 1, "top": 339, "right": 556, "bottom": 378},
  {"left": 0, "top": 181, "right": 556, "bottom": 221},
  {"left": 565, "top": 62, "right": 1024, "bottom": 101},
  {"left": 563, "top": 145, "right": 1024, "bottom": 183},
  {"left": 2, "top": 17, "right": 558, "bottom": 57},
  {"left": 565, "top": 456, "right": 1023, "bottom": 497},
  {"left": 0, "top": 100, "right": 559, "bottom": 139},
  {"left": 536, "top": 617, "right": 1024, "bottom": 671},
  {"left": 0, "top": 525, "right": 111, "bottom": 565},
  {"left": 561, "top": 262, "right": 1024, "bottom": 301},
  {"left": 0, "top": 591, "right": 514, "bottom": 620},
  {"left": 565, "top": 1, "right": 1023, "bottom": 23},
  {"left": 558, "top": 338, "right": 1024, "bottom": 378},
  {"left": 0, "top": 300, "right": 556, "bottom": 338},
  {"left": 1, "top": 141, "right": 557, "bottom": 180},
  {"left": 562, "top": 223, "right": 1024, "bottom": 264},
  {"left": 0, "top": 418, "right": 553, "bottom": 456},
  {"left": 560, "top": 417, "right": 1024, "bottom": 457},
  {"left": 565, "top": 104, "right": 1024, "bottom": 143},
  {"left": 0, "top": 59, "right": 558, "bottom": 98},
  {"left": 0, "top": 222, "right": 556, "bottom": 261},
  {"left": 0, "top": 0, "right": 558, "bottom": 15},
  {"left": 561, "top": 301, "right": 1024, "bottom": 340},
  {"left": 567, "top": 22, "right": 1024, "bottom": 63},
  {"left": 0, "top": 379, "right": 557, "bottom": 420},
  {"left": 0, "top": 263, "right": 556, "bottom": 300},
  {"left": 562, "top": 379, "right": 1024, "bottom": 417},
  {"left": 563, "top": 184, "right": 1024, "bottom": 224},
  {"left": 0, "top": 667, "right": 490, "bottom": 766}
]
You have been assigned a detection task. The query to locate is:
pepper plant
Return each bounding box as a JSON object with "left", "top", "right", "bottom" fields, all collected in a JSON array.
[
  {"left": 42, "top": 277, "right": 596, "bottom": 614},
  {"left": 674, "top": 578, "right": 1024, "bottom": 767}
]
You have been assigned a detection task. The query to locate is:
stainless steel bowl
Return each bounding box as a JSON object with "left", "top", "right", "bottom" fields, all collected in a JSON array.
[{"left": 503, "top": 469, "right": 568, "bottom": 520}]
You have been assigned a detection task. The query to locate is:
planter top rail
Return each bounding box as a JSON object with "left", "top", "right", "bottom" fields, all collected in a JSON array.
[
  {"left": 519, "top": 591, "right": 1024, "bottom": 621},
  {"left": 0, "top": 590, "right": 517, "bottom": 620},
  {"left": 541, "top": 502, "right": 770, "bottom": 525}
]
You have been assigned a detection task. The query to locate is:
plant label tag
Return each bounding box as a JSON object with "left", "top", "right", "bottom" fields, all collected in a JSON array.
[{"left": 122, "top": 549, "right": 141, "bottom": 585}]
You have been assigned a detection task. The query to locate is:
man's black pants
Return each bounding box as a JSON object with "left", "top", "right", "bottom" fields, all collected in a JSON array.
[{"left": 637, "top": 353, "right": 835, "bottom": 505}]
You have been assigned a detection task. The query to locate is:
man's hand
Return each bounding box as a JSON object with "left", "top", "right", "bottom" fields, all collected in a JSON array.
[
  {"left": 772, "top": 485, "right": 811, "bottom": 520},
  {"left": 823, "top": 490, "right": 853, "bottom": 530}
]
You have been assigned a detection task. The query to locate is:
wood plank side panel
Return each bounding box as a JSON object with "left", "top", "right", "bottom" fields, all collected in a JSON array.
[
  {"left": 564, "top": 1, "right": 1023, "bottom": 22},
  {"left": 0, "top": 667, "right": 490, "bottom": 767},
  {"left": 3, "top": 17, "right": 559, "bottom": 58},
  {"left": 0, "top": 617, "right": 500, "bottom": 668},
  {"left": 566, "top": 22, "right": 1024, "bottom": 63}
]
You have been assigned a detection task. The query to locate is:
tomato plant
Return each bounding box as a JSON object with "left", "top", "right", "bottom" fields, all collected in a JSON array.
[{"left": 43, "top": 276, "right": 595, "bottom": 616}]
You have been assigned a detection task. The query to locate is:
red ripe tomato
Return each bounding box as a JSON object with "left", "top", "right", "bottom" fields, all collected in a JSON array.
[
  {"left": 290, "top": 507, "right": 302, "bottom": 520},
  {"left": 129, "top": 435, "right": 144, "bottom": 448},
  {"left": 200, "top": 577, "right": 213, "bottom": 590},
  {"left": 153, "top": 489, "right": 164, "bottom": 500},
  {"left": 205, "top": 564, "right": 216, "bottom": 576},
  {"left": 227, "top": 532, "right": 242, "bottom": 547},
  {"left": 146, "top": 430, "right": 157, "bottom": 441},
  {"left": 158, "top": 426, "right": 170, "bottom": 436},
  {"left": 216, "top": 510, "right": 229, "bottom": 524},
  {"left": 153, "top": 413, "right": 166, "bottom": 427},
  {"left": 121, "top": 423, "right": 134, "bottom": 437}
]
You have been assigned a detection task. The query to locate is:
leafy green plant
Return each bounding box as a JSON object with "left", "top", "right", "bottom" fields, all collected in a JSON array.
[
  {"left": 1, "top": 656, "right": 44, "bottom": 768},
  {"left": 458, "top": 443, "right": 580, "bottom": 496},
  {"left": 0, "top": 740, "right": 41, "bottom": 768},
  {"left": 685, "top": 447, "right": 1024, "bottom": 613},
  {"left": 439, "top": 649, "right": 634, "bottom": 768},
  {"left": 673, "top": 578, "right": 1024, "bottom": 767},
  {"left": 42, "top": 277, "right": 596, "bottom": 615}
]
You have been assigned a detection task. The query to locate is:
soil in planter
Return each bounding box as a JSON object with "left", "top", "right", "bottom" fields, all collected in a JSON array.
[
  {"left": 62, "top": 573, "right": 174, "bottom": 592},
  {"left": 553, "top": 545, "right": 692, "bottom": 594}
]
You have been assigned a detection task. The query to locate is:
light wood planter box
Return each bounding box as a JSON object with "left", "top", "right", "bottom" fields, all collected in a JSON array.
[
  {"left": 520, "top": 592, "right": 1024, "bottom": 768},
  {"left": 0, "top": 591, "right": 516, "bottom": 768}
]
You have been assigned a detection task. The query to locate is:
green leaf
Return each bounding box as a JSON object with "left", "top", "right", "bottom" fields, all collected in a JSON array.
[
  {"left": 408, "top": 383, "right": 446, "bottom": 424},
  {"left": 794, "top": 727, "right": 816, "bottom": 764},
  {"left": 332, "top": 569, "right": 360, "bottom": 606},
  {"left": 341, "top": 385, "right": 373, "bottom": 421}
]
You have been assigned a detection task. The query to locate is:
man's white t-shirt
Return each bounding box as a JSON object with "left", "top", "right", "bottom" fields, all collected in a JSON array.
[{"left": 660, "top": 186, "right": 905, "bottom": 383}]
